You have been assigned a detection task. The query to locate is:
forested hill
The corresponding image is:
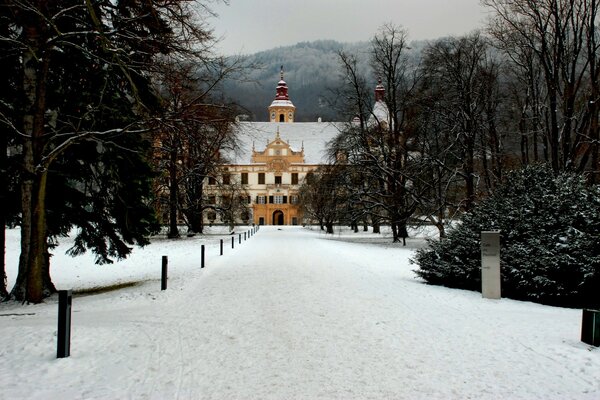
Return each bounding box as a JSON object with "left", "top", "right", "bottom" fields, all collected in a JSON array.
[{"left": 222, "top": 40, "right": 371, "bottom": 122}]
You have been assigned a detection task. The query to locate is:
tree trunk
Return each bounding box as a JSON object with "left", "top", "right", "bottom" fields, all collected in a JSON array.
[
  {"left": 436, "top": 222, "right": 446, "bottom": 239},
  {"left": 1, "top": 226, "right": 6, "bottom": 298},
  {"left": 391, "top": 222, "right": 399, "bottom": 243},
  {"left": 326, "top": 222, "right": 334, "bottom": 234},
  {"left": 398, "top": 221, "right": 408, "bottom": 246},
  {"left": 373, "top": 219, "right": 380, "bottom": 234},
  {"left": 0, "top": 129, "right": 7, "bottom": 298},
  {"left": 167, "top": 148, "right": 180, "bottom": 238},
  {"left": 11, "top": 24, "right": 56, "bottom": 303}
]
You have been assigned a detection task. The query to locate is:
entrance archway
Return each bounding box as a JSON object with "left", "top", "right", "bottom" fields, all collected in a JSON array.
[{"left": 272, "top": 210, "right": 284, "bottom": 225}]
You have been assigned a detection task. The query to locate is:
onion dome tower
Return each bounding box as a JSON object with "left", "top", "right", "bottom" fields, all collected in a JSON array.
[{"left": 268, "top": 66, "right": 296, "bottom": 123}]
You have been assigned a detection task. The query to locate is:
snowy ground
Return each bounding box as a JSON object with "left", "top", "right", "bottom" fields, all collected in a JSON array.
[{"left": 1, "top": 226, "right": 599, "bottom": 399}]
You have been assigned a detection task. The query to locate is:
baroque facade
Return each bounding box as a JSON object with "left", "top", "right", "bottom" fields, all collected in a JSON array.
[{"left": 204, "top": 68, "right": 339, "bottom": 226}]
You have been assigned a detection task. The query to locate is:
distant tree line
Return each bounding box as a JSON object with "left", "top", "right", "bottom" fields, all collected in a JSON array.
[{"left": 301, "top": 0, "right": 600, "bottom": 244}]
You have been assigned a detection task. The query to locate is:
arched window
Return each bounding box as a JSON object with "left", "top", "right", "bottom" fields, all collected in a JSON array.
[{"left": 279, "top": 114, "right": 285, "bottom": 122}]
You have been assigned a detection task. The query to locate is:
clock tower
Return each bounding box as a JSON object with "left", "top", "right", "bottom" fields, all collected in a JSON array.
[{"left": 268, "top": 66, "right": 296, "bottom": 123}]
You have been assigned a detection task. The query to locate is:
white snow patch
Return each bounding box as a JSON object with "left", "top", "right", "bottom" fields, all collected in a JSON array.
[{"left": 1, "top": 226, "right": 599, "bottom": 399}]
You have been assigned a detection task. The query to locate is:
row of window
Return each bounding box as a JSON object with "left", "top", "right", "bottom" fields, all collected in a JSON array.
[
  {"left": 207, "top": 195, "right": 299, "bottom": 205},
  {"left": 256, "top": 195, "right": 299, "bottom": 204},
  {"left": 208, "top": 173, "right": 299, "bottom": 185}
]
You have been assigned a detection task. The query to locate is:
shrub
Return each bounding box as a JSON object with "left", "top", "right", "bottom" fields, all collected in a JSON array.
[{"left": 413, "top": 164, "right": 600, "bottom": 308}]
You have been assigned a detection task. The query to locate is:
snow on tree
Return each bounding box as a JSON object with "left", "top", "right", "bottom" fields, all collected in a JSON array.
[{"left": 413, "top": 164, "right": 600, "bottom": 308}]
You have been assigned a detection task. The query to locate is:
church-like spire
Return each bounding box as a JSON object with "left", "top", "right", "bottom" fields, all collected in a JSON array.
[
  {"left": 275, "top": 65, "right": 290, "bottom": 101},
  {"left": 268, "top": 66, "right": 296, "bottom": 122},
  {"left": 375, "top": 78, "right": 385, "bottom": 102}
]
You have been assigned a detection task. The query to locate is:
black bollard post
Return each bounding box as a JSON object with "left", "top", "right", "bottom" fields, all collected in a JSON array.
[
  {"left": 239, "top": 233, "right": 241, "bottom": 244},
  {"left": 201, "top": 244, "right": 205, "bottom": 268},
  {"left": 232, "top": 236, "right": 234, "bottom": 249},
  {"left": 57, "top": 290, "right": 72, "bottom": 358},
  {"left": 244, "top": 232, "right": 247, "bottom": 241},
  {"left": 161, "top": 255, "right": 168, "bottom": 290},
  {"left": 220, "top": 239, "right": 223, "bottom": 256},
  {"left": 582, "top": 309, "right": 600, "bottom": 346}
]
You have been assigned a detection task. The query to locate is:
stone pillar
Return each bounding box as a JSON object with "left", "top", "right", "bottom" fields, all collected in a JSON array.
[{"left": 481, "top": 231, "right": 501, "bottom": 299}]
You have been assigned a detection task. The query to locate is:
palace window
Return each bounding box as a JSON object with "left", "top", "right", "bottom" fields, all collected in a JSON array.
[
  {"left": 222, "top": 174, "right": 230, "bottom": 185},
  {"left": 256, "top": 195, "right": 266, "bottom": 204},
  {"left": 274, "top": 195, "right": 284, "bottom": 204},
  {"left": 291, "top": 173, "right": 298, "bottom": 185},
  {"left": 208, "top": 195, "right": 216, "bottom": 204},
  {"left": 208, "top": 176, "right": 216, "bottom": 185},
  {"left": 241, "top": 172, "right": 248, "bottom": 184},
  {"left": 290, "top": 195, "right": 299, "bottom": 204},
  {"left": 258, "top": 173, "right": 265, "bottom": 184},
  {"left": 275, "top": 176, "right": 282, "bottom": 185}
]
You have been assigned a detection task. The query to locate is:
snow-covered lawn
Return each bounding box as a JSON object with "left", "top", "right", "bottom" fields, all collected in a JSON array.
[{"left": 1, "top": 226, "right": 599, "bottom": 399}]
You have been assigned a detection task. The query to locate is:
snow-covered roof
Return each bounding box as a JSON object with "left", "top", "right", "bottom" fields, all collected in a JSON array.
[
  {"left": 368, "top": 100, "right": 391, "bottom": 127},
  {"left": 225, "top": 122, "right": 342, "bottom": 165},
  {"left": 269, "top": 100, "right": 296, "bottom": 108}
]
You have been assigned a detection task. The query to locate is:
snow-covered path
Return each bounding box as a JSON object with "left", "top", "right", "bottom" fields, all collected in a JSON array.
[{"left": 1, "top": 226, "right": 599, "bottom": 399}]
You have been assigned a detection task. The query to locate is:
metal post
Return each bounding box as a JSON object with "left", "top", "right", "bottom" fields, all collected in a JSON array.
[
  {"left": 220, "top": 239, "right": 223, "bottom": 256},
  {"left": 232, "top": 236, "right": 234, "bottom": 249},
  {"left": 161, "top": 255, "right": 168, "bottom": 291},
  {"left": 201, "top": 245, "right": 205, "bottom": 268},
  {"left": 481, "top": 231, "right": 501, "bottom": 299},
  {"left": 57, "top": 290, "right": 72, "bottom": 358},
  {"left": 239, "top": 233, "right": 241, "bottom": 244},
  {"left": 244, "top": 232, "right": 247, "bottom": 241},
  {"left": 582, "top": 309, "right": 600, "bottom": 346}
]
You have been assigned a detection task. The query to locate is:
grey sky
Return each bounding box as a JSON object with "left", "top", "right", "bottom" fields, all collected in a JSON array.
[{"left": 210, "top": 0, "right": 489, "bottom": 55}]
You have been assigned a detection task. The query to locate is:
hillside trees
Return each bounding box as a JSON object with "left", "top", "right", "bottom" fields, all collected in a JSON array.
[{"left": 0, "top": 0, "right": 224, "bottom": 303}]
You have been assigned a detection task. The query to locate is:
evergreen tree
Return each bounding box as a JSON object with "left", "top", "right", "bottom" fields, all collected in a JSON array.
[
  {"left": 413, "top": 164, "right": 600, "bottom": 308},
  {"left": 1, "top": 0, "right": 217, "bottom": 302}
]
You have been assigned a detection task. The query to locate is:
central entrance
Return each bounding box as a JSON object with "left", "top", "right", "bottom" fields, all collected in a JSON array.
[{"left": 272, "top": 210, "right": 284, "bottom": 225}]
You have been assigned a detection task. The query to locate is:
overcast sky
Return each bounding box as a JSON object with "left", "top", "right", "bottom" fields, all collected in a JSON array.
[{"left": 210, "top": 0, "right": 489, "bottom": 55}]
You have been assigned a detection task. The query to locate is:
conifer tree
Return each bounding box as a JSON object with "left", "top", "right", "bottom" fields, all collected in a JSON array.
[
  {"left": 1, "top": 0, "right": 220, "bottom": 302},
  {"left": 413, "top": 164, "right": 600, "bottom": 308}
]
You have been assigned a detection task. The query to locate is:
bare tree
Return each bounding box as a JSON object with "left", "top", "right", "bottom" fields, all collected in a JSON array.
[
  {"left": 329, "top": 24, "right": 426, "bottom": 243},
  {"left": 299, "top": 166, "right": 349, "bottom": 233},
  {"left": 152, "top": 59, "right": 240, "bottom": 238},
  {"left": 484, "top": 0, "right": 600, "bottom": 179},
  {"left": 420, "top": 32, "right": 503, "bottom": 211}
]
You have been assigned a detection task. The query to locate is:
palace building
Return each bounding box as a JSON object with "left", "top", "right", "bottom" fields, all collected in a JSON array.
[
  {"left": 204, "top": 68, "right": 387, "bottom": 226},
  {"left": 204, "top": 68, "right": 340, "bottom": 226}
]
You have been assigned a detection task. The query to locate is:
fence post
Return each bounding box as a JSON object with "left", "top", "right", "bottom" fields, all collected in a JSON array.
[
  {"left": 161, "top": 255, "right": 168, "bottom": 291},
  {"left": 57, "top": 290, "right": 72, "bottom": 358},
  {"left": 201, "top": 244, "right": 205, "bottom": 268},
  {"left": 220, "top": 239, "right": 223, "bottom": 256}
]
